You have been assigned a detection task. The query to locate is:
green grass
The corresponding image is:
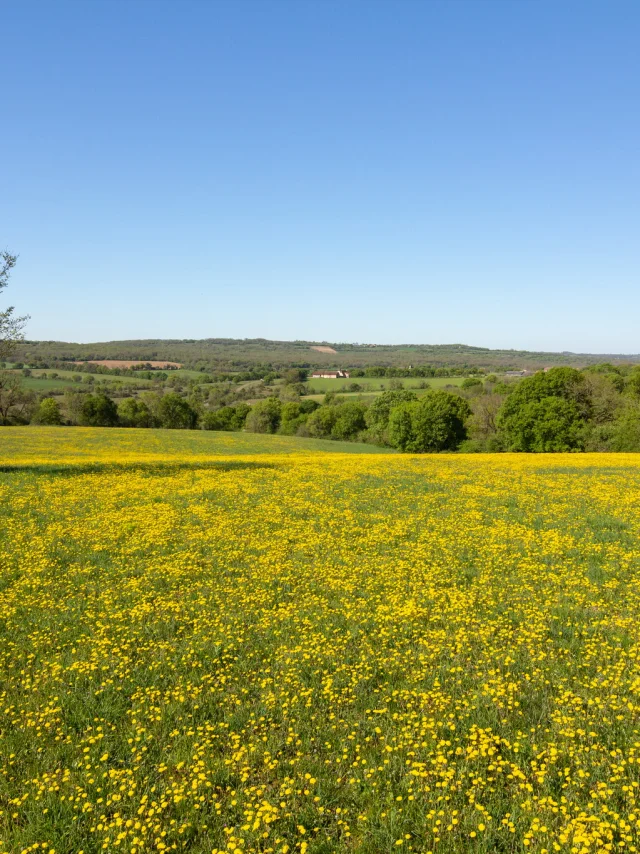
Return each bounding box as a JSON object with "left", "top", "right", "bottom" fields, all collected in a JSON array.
[
  {"left": 0, "top": 434, "right": 639, "bottom": 853},
  {"left": 19, "top": 376, "right": 79, "bottom": 391},
  {"left": 305, "top": 376, "right": 467, "bottom": 393},
  {"left": 16, "top": 370, "right": 156, "bottom": 392},
  {"left": 0, "top": 426, "right": 395, "bottom": 462},
  {"left": 170, "top": 369, "right": 212, "bottom": 380}
]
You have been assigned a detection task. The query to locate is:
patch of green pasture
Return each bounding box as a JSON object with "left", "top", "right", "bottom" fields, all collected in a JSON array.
[
  {"left": 305, "top": 376, "right": 466, "bottom": 392},
  {"left": 0, "top": 427, "right": 395, "bottom": 465},
  {"left": 166, "top": 369, "right": 210, "bottom": 380},
  {"left": 18, "top": 376, "right": 77, "bottom": 391},
  {"left": 18, "top": 370, "right": 155, "bottom": 392}
]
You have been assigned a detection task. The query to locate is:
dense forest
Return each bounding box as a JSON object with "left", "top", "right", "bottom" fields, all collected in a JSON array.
[{"left": 14, "top": 337, "right": 640, "bottom": 373}]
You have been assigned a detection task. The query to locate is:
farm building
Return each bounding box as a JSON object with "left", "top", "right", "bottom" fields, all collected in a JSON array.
[{"left": 311, "top": 370, "right": 351, "bottom": 379}]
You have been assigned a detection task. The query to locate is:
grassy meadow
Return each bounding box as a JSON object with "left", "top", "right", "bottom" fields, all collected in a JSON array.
[
  {"left": 1, "top": 428, "right": 640, "bottom": 853},
  {"left": 304, "top": 377, "right": 466, "bottom": 393},
  {"left": 7, "top": 367, "right": 204, "bottom": 396},
  {"left": 14, "top": 371, "right": 155, "bottom": 393}
]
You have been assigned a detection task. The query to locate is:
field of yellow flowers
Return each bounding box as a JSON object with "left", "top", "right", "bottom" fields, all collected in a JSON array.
[{"left": 2, "top": 427, "right": 640, "bottom": 854}]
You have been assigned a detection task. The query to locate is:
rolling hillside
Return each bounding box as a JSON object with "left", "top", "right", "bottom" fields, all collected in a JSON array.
[{"left": 15, "top": 337, "right": 640, "bottom": 373}]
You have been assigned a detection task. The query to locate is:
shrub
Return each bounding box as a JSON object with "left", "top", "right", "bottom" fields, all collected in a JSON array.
[
  {"left": 32, "top": 397, "right": 62, "bottom": 425},
  {"left": 283, "top": 368, "right": 308, "bottom": 384}
]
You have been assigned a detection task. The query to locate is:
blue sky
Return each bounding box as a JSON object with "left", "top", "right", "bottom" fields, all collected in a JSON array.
[{"left": 2, "top": 0, "right": 639, "bottom": 351}]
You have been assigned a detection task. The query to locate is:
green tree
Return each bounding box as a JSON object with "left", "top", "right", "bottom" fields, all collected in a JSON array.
[
  {"left": 283, "top": 368, "right": 308, "bottom": 384},
  {"left": 388, "top": 390, "right": 471, "bottom": 452},
  {"left": 624, "top": 370, "right": 640, "bottom": 399},
  {"left": 0, "top": 371, "right": 35, "bottom": 424},
  {"left": 0, "top": 252, "right": 29, "bottom": 362},
  {"left": 187, "top": 384, "right": 206, "bottom": 418},
  {"left": 244, "top": 397, "right": 282, "bottom": 434},
  {"left": 610, "top": 403, "right": 640, "bottom": 451},
  {"left": 497, "top": 368, "right": 588, "bottom": 451},
  {"left": 62, "top": 389, "right": 85, "bottom": 425},
  {"left": 80, "top": 393, "right": 119, "bottom": 427},
  {"left": 0, "top": 252, "right": 31, "bottom": 425},
  {"left": 138, "top": 391, "right": 164, "bottom": 424},
  {"left": 158, "top": 393, "right": 199, "bottom": 429},
  {"left": 365, "top": 389, "right": 417, "bottom": 444},
  {"left": 582, "top": 366, "right": 624, "bottom": 392},
  {"left": 387, "top": 403, "right": 414, "bottom": 451},
  {"left": 503, "top": 397, "right": 585, "bottom": 452},
  {"left": 118, "top": 398, "right": 154, "bottom": 428},
  {"left": 32, "top": 397, "right": 63, "bottom": 425},
  {"left": 467, "top": 393, "right": 504, "bottom": 448},
  {"left": 278, "top": 400, "right": 320, "bottom": 435},
  {"left": 279, "top": 402, "right": 303, "bottom": 435},
  {"left": 299, "top": 399, "right": 320, "bottom": 415},
  {"left": 203, "top": 404, "right": 250, "bottom": 431},
  {"left": 305, "top": 405, "right": 339, "bottom": 438},
  {"left": 331, "top": 401, "right": 368, "bottom": 441},
  {"left": 582, "top": 372, "right": 623, "bottom": 424},
  {"left": 229, "top": 403, "right": 250, "bottom": 429},
  {"left": 203, "top": 407, "right": 234, "bottom": 431}
]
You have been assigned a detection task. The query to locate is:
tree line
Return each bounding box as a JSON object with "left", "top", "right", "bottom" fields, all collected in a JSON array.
[
  {"left": 3, "top": 252, "right": 640, "bottom": 451},
  {"left": 17, "top": 336, "right": 637, "bottom": 373},
  {"left": 13, "top": 363, "right": 640, "bottom": 453}
]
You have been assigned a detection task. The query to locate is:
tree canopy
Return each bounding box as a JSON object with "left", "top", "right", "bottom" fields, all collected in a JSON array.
[
  {"left": 497, "top": 367, "right": 588, "bottom": 451},
  {"left": 388, "top": 390, "right": 471, "bottom": 453}
]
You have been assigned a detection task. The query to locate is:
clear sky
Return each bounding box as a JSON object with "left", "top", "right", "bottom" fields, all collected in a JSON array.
[{"left": 2, "top": 0, "right": 639, "bottom": 352}]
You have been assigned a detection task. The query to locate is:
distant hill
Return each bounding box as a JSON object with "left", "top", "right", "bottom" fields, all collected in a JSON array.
[{"left": 15, "top": 338, "right": 640, "bottom": 372}]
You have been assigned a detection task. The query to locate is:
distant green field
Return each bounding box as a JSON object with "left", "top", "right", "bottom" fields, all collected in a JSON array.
[
  {"left": 305, "top": 375, "right": 467, "bottom": 392},
  {"left": 16, "top": 370, "right": 155, "bottom": 393},
  {"left": 305, "top": 392, "right": 382, "bottom": 404},
  {"left": 170, "top": 368, "right": 210, "bottom": 380},
  {"left": 12, "top": 368, "right": 474, "bottom": 399},
  {"left": 19, "top": 376, "right": 77, "bottom": 391}
]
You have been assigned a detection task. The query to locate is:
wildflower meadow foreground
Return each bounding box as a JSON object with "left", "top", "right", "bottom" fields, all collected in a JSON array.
[{"left": 2, "top": 428, "right": 640, "bottom": 854}]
